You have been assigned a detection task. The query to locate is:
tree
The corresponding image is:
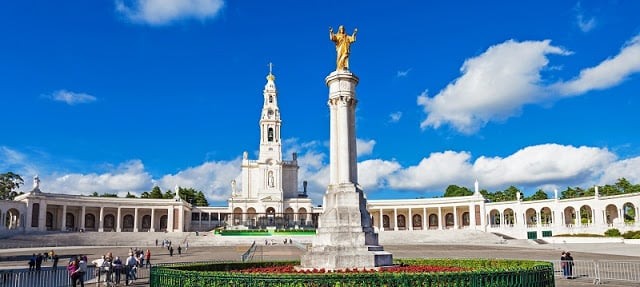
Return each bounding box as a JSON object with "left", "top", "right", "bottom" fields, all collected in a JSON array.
[
  {"left": 125, "top": 192, "right": 137, "bottom": 198},
  {"left": 443, "top": 185, "right": 473, "bottom": 197},
  {"left": 0, "top": 172, "right": 24, "bottom": 200},
  {"left": 149, "top": 186, "right": 164, "bottom": 199},
  {"left": 525, "top": 189, "right": 549, "bottom": 201},
  {"left": 140, "top": 191, "right": 150, "bottom": 198},
  {"left": 163, "top": 190, "right": 175, "bottom": 199},
  {"left": 194, "top": 191, "right": 209, "bottom": 206}
]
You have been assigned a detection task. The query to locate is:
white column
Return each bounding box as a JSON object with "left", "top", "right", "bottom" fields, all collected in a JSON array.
[
  {"left": 408, "top": 208, "right": 413, "bottom": 230},
  {"left": 378, "top": 209, "right": 383, "bottom": 231},
  {"left": 576, "top": 209, "right": 581, "bottom": 227},
  {"left": 39, "top": 203, "right": 47, "bottom": 231},
  {"left": 178, "top": 206, "right": 184, "bottom": 232},
  {"left": 60, "top": 205, "right": 67, "bottom": 231},
  {"left": 329, "top": 104, "right": 338, "bottom": 185},
  {"left": 150, "top": 208, "right": 156, "bottom": 232},
  {"left": 80, "top": 206, "right": 86, "bottom": 230},
  {"left": 480, "top": 203, "right": 486, "bottom": 230},
  {"left": 98, "top": 207, "right": 104, "bottom": 232},
  {"left": 438, "top": 207, "right": 443, "bottom": 230},
  {"left": 422, "top": 208, "right": 427, "bottom": 229},
  {"left": 133, "top": 208, "right": 139, "bottom": 232},
  {"left": 536, "top": 210, "right": 541, "bottom": 227},
  {"left": 469, "top": 204, "right": 476, "bottom": 229},
  {"left": 338, "top": 101, "right": 350, "bottom": 184},
  {"left": 168, "top": 207, "right": 174, "bottom": 232},
  {"left": 116, "top": 207, "right": 122, "bottom": 232},
  {"left": 393, "top": 208, "right": 398, "bottom": 231},
  {"left": 453, "top": 206, "right": 458, "bottom": 229}
]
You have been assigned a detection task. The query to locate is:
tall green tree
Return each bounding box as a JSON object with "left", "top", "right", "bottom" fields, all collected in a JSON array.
[
  {"left": 163, "top": 190, "right": 175, "bottom": 199},
  {"left": 525, "top": 189, "right": 549, "bottom": 201},
  {"left": 149, "top": 186, "right": 164, "bottom": 199},
  {"left": 443, "top": 185, "right": 473, "bottom": 197},
  {"left": 125, "top": 192, "right": 137, "bottom": 198},
  {"left": 193, "top": 191, "right": 209, "bottom": 206},
  {"left": 0, "top": 172, "right": 24, "bottom": 200}
]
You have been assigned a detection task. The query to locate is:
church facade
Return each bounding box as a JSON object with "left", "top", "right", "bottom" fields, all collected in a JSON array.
[{"left": 2, "top": 70, "right": 639, "bottom": 240}]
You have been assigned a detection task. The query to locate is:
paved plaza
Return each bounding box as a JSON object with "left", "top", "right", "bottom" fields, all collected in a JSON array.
[{"left": 1, "top": 239, "right": 639, "bottom": 287}]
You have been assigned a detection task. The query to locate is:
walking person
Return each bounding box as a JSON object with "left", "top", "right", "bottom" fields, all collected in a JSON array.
[
  {"left": 178, "top": 245, "right": 182, "bottom": 256},
  {"left": 112, "top": 256, "right": 123, "bottom": 285},
  {"left": 125, "top": 253, "right": 138, "bottom": 286},
  {"left": 560, "top": 251, "right": 567, "bottom": 278},
  {"left": 169, "top": 246, "right": 174, "bottom": 257},
  {"left": 67, "top": 259, "right": 79, "bottom": 287},
  {"left": 145, "top": 249, "right": 151, "bottom": 268}
]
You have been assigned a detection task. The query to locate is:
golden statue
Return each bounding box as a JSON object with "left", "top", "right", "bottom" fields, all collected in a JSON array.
[{"left": 329, "top": 25, "right": 357, "bottom": 71}]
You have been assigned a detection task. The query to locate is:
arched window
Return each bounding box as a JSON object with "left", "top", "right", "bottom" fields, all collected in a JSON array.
[
  {"left": 85, "top": 214, "right": 96, "bottom": 229},
  {"left": 123, "top": 214, "right": 134, "bottom": 230},
  {"left": 31, "top": 203, "right": 40, "bottom": 227},
  {"left": 412, "top": 214, "right": 422, "bottom": 229},
  {"left": 46, "top": 212, "right": 53, "bottom": 230},
  {"left": 462, "top": 212, "right": 470, "bottom": 226},
  {"left": 142, "top": 215, "right": 151, "bottom": 230},
  {"left": 382, "top": 215, "right": 390, "bottom": 229},
  {"left": 159, "top": 215, "right": 168, "bottom": 231},
  {"left": 269, "top": 95, "right": 273, "bottom": 103},
  {"left": 429, "top": 214, "right": 438, "bottom": 229},
  {"left": 66, "top": 213, "right": 75, "bottom": 230},
  {"left": 268, "top": 128, "right": 274, "bottom": 142},
  {"left": 397, "top": 215, "right": 406, "bottom": 229},
  {"left": 104, "top": 214, "right": 115, "bottom": 231},
  {"left": 445, "top": 213, "right": 454, "bottom": 227}
]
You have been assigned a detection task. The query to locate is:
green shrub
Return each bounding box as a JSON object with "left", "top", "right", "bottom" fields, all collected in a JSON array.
[
  {"left": 622, "top": 230, "right": 640, "bottom": 239},
  {"left": 604, "top": 228, "right": 621, "bottom": 237}
]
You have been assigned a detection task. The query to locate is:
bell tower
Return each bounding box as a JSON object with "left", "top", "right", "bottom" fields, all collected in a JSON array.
[{"left": 258, "top": 63, "right": 282, "bottom": 162}]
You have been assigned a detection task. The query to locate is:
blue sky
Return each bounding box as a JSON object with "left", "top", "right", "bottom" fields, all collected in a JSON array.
[{"left": 2, "top": 1, "right": 640, "bottom": 206}]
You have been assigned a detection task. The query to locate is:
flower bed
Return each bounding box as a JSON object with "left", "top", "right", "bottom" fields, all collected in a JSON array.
[{"left": 151, "top": 259, "right": 555, "bottom": 287}]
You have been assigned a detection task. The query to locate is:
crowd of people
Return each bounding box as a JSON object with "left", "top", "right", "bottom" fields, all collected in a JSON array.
[
  {"left": 27, "top": 250, "right": 60, "bottom": 271},
  {"left": 91, "top": 248, "right": 151, "bottom": 286}
]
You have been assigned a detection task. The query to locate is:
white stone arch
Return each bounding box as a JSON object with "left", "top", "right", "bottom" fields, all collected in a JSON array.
[
  {"left": 284, "top": 207, "right": 294, "bottom": 226},
  {"left": 412, "top": 213, "right": 422, "bottom": 229},
  {"left": 605, "top": 204, "right": 618, "bottom": 224},
  {"left": 623, "top": 202, "right": 636, "bottom": 223},
  {"left": 525, "top": 208, "right": 537, "bottom": 226},
  {"left": 540, "top": 207, "right": 552, "bottom": 225},
  {"left": 580, "top": 205, "right": 593, "bottom": 225},
  {"left": 461, "top": 212, "right": 470, "bottom": 226},
  {"left": 564, "top": 206, "right": 576, "bottom": 225},
  {"left": 444, "top": 213, "right": 454, "bottom": 228},
  {"left": 298, "top": 207, "right": 307, "bottom": 226},
  {"left": 5, "top": 208, "right": 20, "bottom": 229},
  {"left": 246, "top": 207, "right": 257, "bottom": 227},
  {"left": 397, "top": 214, "right": 406, "bottom": 229},
  {"left": 503, "top": 208, "right": 515, "bottom": 225},
  {"left": 489, "top": 209, "right": 501, "bottom": 225},
  {"left": 233, "top": 207, "right": 243, "bottom": 225},
  {"left": 428, "top": 214, "right": 438, "bottom": 229}
]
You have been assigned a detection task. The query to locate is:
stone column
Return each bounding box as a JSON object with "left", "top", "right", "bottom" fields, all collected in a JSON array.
[
  {"left": 300, "top": 70, "right": 391, "bottom": 270},
  {"left": 453, "top": 206, "right": 458, "bottom": 229},
  {"left": 133, "top": 208, "right": 139, "bottom": 232},
  {"left": 393, "top": 208, "right": 398, "bottom": 231},
  {"left": 422, "top": 208, "right": 427, "bottom": 229},
  {"left": 60, "top": 205, "right": 67, "bottom": 231},
  {"left": 178, "top": 206, "right": 184, "bottom": 232},
  {"left": 480, "top": 203, "right": 487, "bottom": 231},
  {"left": 99, "top": 207, "right": 104, "bottom": 232},
  {"left": 150, "top": 208, "right": 156, "bottom": 232},
  {"left": 80, "top": 206, "right": 86, "bottom": 230},
  {"left": 168, "top": 207, "right": 174, "bottom": 232},
  {"left": 576, "top": 209, "right": 581, "bottom": 227},
  {"left": 537, "top": 210, "right": 542, "bottom": 227},
  {"left": 379, "top": 209, "right": 383, "bottom": 231},
  {"left": 469, "top": 204, "right": 476, "bottom": 229},
  {"left": 438, "top": 207, "right": 443, "bottom": 230},
  {"left": 39, "top": 202, "right": 47, "bottom": 231},
  {"left": 116, "top": 207, "right": 122, "bottom": 232},
  {"left": 408, "top": 208, "right": 413, "bottom": 230}
]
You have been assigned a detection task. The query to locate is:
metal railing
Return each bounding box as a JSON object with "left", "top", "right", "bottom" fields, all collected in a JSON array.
[
  {"left": 240, "top": 241, "right": 257, "bottom": 262},
  {"left": 0, "top": 264, "right": 150, "bottom": 287},
  {"left": 551, "top": 260, "right": 640, "bottom": 284}
]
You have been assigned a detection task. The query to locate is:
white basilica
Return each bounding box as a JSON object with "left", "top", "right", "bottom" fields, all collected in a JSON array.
[{"left": 1, "top": 69, "right": 639, "bottom": 240}]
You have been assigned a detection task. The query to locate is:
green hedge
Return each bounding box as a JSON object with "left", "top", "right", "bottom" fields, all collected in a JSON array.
[{"left": 151, "top": 259, "right": 554, "bottom": 287}]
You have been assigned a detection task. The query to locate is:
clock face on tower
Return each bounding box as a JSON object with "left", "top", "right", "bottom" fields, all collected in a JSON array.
[{"left": 267, "top": 109, "right": 274, "bottom": 119}]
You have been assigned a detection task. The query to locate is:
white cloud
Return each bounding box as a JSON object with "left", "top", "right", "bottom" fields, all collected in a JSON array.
[
  {"left": 388, "top": 112, "right": 402, "bottom": 123},
  {"left": 598, "top": 156, "right": 640, "bottom": 185},
  {"left": 418, "top": 40, "right": 569, "bottom": 134},
  {"left": 356, "top": 139, "right": 376, "bottom": 157},
  {"left": 473, "top": 144, "right": 615, "bottom": 187},
  {"left": 387, "top": 151, "right": 474, "bottom": 190},
  {"left": 357, "top": 159, "right": 401, "bottom": 190},
  {"left": 47, "top": 90, "right": 97, "bottom": 105},
  {"left": 574, "top": 3, "right": 596, "bottom": 33},
  {"left": 158, "top": 159, "right": 241, "bottom": 202},
  {"left": 419, "top": 34, "right": 640, "bottom": 134},
  {"left": 47, "top": 160, "right": 153, "bottom": 196},
  {"left": 552, "top": 35, "right": 640, "bottom": 96},
  {"left": 396, "top": 68, "right": 411, "bottom": 78},
  {"left": 116, "top": 0, "right": 224, "bottom": 25}
]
